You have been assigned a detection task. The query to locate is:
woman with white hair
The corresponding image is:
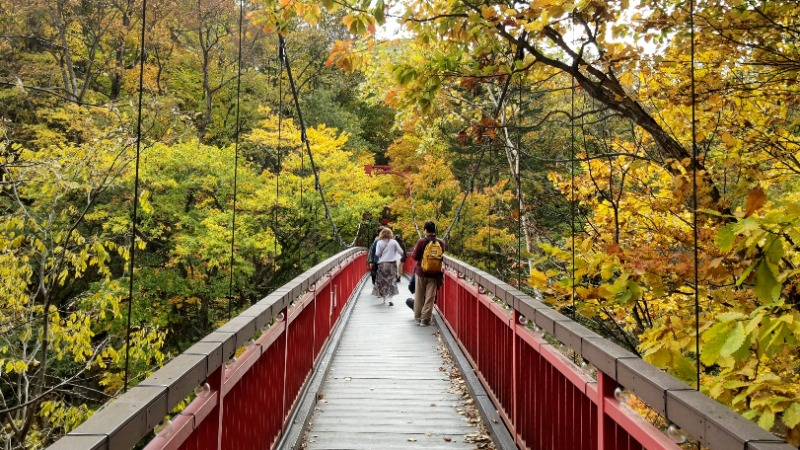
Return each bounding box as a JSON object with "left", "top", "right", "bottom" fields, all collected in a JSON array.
[{"left": 372, "top": 227, "right": 404, "bottom": 305}]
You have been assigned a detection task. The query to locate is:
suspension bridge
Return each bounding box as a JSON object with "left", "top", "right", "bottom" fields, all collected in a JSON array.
[{"left": 31, "top": 0, "right": 800, "bottom": 447}]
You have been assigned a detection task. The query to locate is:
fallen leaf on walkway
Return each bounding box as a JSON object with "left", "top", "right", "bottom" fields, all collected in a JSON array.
[
  {"left": 407, "top": 438, "right": 417, "bottom": 442},
  {"left": 435, "top": 333, "right": 497, "bottom": 450},
  {"left": 443, "top": 436, "right": 452, "bottom": 442},
  {"left": 464, "top": 432, "right": 492, "bottom": 443}
]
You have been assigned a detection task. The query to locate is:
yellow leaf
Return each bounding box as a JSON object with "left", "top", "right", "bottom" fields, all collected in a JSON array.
[
  {"left": 529, "top": 269, "right": 547, "bottom": 287},
  {"left": 720, "top": 132, "right": 737, "bottom": 149}
]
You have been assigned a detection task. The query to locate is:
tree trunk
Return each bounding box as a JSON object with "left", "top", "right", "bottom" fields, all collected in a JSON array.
[
  {"left": 54, "top": 0, "right": 79, "bottom": 103},
  {"left": 199, "top": 31, "right": 212, "bottom": 138},
  {"left": 110, "top": 1, "right": 134, "bottom": 100}
]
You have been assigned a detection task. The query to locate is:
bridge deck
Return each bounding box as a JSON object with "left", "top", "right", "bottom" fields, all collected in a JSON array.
[{"left": 302, "top": 277, "right": 479, "bottom": 450}]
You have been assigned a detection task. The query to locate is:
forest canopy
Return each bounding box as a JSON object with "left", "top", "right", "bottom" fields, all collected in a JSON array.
[{"left": 2, "top": 0, "right": 800, "bottom": 447}]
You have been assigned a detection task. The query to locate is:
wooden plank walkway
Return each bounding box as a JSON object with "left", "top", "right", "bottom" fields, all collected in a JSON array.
[{"left": 303, "top": 277, "right": 477, "bottom": 450}]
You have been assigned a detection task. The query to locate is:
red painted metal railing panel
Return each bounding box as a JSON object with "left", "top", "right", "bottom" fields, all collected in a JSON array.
[
  {"left": 437, "top": 256, "right": 786, "bottom": 449},
  {"left": 141, "top": 250, "right": 366, "bottom": 450},
  {"left": 439, "top": 268, "right": 678, "bottom": 450}
]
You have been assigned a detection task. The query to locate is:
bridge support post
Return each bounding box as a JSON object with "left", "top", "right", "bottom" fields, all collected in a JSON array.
[
  {"left": 280, "top": 305, "right": 290, "bottom": 437},
  {"left": 511, "top": 310, "right": 519, "bottom": 447},
  {"left": 208, "top": 366, "right": 224, "bottom": 450},
  {"left": 597, "top": 371, "right": 617, "bottom": 450}
]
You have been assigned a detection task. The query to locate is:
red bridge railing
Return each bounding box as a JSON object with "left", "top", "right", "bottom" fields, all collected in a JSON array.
[
  {"left": 431, "top": 256, "right": 793, "bottom": 450},
  {"left": 49, "top": 248, "right": 366, "bottom": 450}
]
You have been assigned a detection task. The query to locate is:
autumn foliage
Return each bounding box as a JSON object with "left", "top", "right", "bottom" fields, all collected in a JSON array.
[{"left": 3, "top": 0, "right": 800, "bottom": 447}]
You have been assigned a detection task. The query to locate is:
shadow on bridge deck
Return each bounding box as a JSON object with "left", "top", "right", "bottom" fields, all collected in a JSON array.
[{"left": 300, "top": 277, "right": 486, "bottom": 450}]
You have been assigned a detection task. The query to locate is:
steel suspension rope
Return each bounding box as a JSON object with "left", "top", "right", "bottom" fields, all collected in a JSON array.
[
  {"left": 226, "top": 0, "right": 245, "bottom": 321},
  {"left": 516, "top": 74, "right": 523, "bottom": 290},
  {"left": 442, "top": 35, "right": 527, "bottom": 242},
  {"left": 570, "top": 15, "right": 577, "bottom": 322},
  {"left": 408, "top": 187, "right": 423, "bottom": 239},
  {"left": 124, "top": 0, "right": 148, "bottom": 393},
  {"left": 278, "top": 36, "right": 353, "bottom": 249},
  {"left": 274, "top": 37, "right": 283, "bottom": 281},
  {"left": 690, "top": 0, "right": 701, "bottom": 392}
]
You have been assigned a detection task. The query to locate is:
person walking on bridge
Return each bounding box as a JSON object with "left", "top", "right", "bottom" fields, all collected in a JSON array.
[
  {"left": 411, "top": 221, "right": 445, "bottom": 326},
  {"left": 372, "top": 227, "right": 404, "bottom": 306},
  {"left": 367, "top": 226, "right": 384, "bottom": 284},
  {"left": 394, "top": 232, "right": 407, "bottom": 282}
]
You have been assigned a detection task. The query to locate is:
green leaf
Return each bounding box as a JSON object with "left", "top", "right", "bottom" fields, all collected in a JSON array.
[
  {"left": 373, "top": 0, "right": 385, "bottom": 25},
  {"left": 732, "top": 217, "right": 761, "bottom": 234},
  {"left": 674, "top": 355, "right": 698, "bottom": 383},
  {"left": 627, "top": 280, "right": 642, "bottom": 301},
  {"left": 759, "top": 318, "right": 793, "bottom": 357},
  {"left": 731, "top": 332, "right": 753, "bottom": 361},
  {"left": 701, "top": 321, "right": 731, "bottom": 365},
  {"left": 764, "top": 236, "right": 784, "bottom": 264},
  {"left": 720, "top": 321, "right": 747, "bottom": 357},
  {"left": 754, "top": 260, "right": 781, "bottom": 303},
  {"left": 616, "top": 289, "right": 633, "bottom": 304},
  {"left": 698, "top": 207, "right": 724, "bottom": 217},
  {"left": 742, "top": 409, "right": 758, "bottom": 420},
  {"left": 783, "top": 402, "right": 800, "bottom": 429},
  {"left": 758, "top": 409, "right": 775, "bottom": 431},
  {"left": 716, "top": 224, "right": 736, "bottom": 252},
  {"left": 716, "top": 312, "right": 746, "bottom": 322},
  {"left": 737, "top": 261, "right": 756, "bottom": 286}
]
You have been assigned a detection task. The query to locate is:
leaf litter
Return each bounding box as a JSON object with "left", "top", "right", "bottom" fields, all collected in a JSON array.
[{"left": 435, "top": 329, "right": 497, "bottom": 450}]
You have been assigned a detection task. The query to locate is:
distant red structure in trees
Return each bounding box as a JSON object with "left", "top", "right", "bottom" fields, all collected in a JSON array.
[{"left": 364, "top": 165, "right": 403, "bottom": 177}]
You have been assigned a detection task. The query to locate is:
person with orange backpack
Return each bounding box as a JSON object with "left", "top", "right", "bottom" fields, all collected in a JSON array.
[{"left": 410, "top": 221, "right": 445, "bottom": 327}]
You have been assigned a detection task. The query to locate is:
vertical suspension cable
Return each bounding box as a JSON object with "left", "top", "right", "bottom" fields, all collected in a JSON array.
[
  {"left": 409, "top": 187, "right": 423, "bottom": 239},
  {"left": 274, "top": 38, "right": 283, "bottom": 282},
  {"left": 227, "top": 0, "right": 245, "bottom": 321},
  {"left": 124, "top": 0, "right": 148, "bottom": 393},
  {"left": 516, "top": 74, "right": 523, "bottom": 290},
  {"left": 690, "top": 0, "right": 701, "bottom": 392},
  {"left": 570, "top": 47, "right": 576, "bottom": 322},
  {"left": 487, "top": 174, "right": 493, "bottom": 271},
  {"left": 280, "top": 36, "right": 344, "bottom": 248}
]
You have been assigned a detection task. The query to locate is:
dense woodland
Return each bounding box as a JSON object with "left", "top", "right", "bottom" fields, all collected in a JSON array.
[{"left": 2, "top": 0, "right": 800, "bottom": 448}]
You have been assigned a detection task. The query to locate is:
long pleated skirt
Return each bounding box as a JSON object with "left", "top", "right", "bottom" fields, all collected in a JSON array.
[{"left": 372, "top": 262, "right": 399, "bottom": 298}]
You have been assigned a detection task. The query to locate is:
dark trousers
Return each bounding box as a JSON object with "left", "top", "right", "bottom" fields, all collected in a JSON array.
[{"left": 370, "top": 264, "right": 378, "bottom": 284}]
